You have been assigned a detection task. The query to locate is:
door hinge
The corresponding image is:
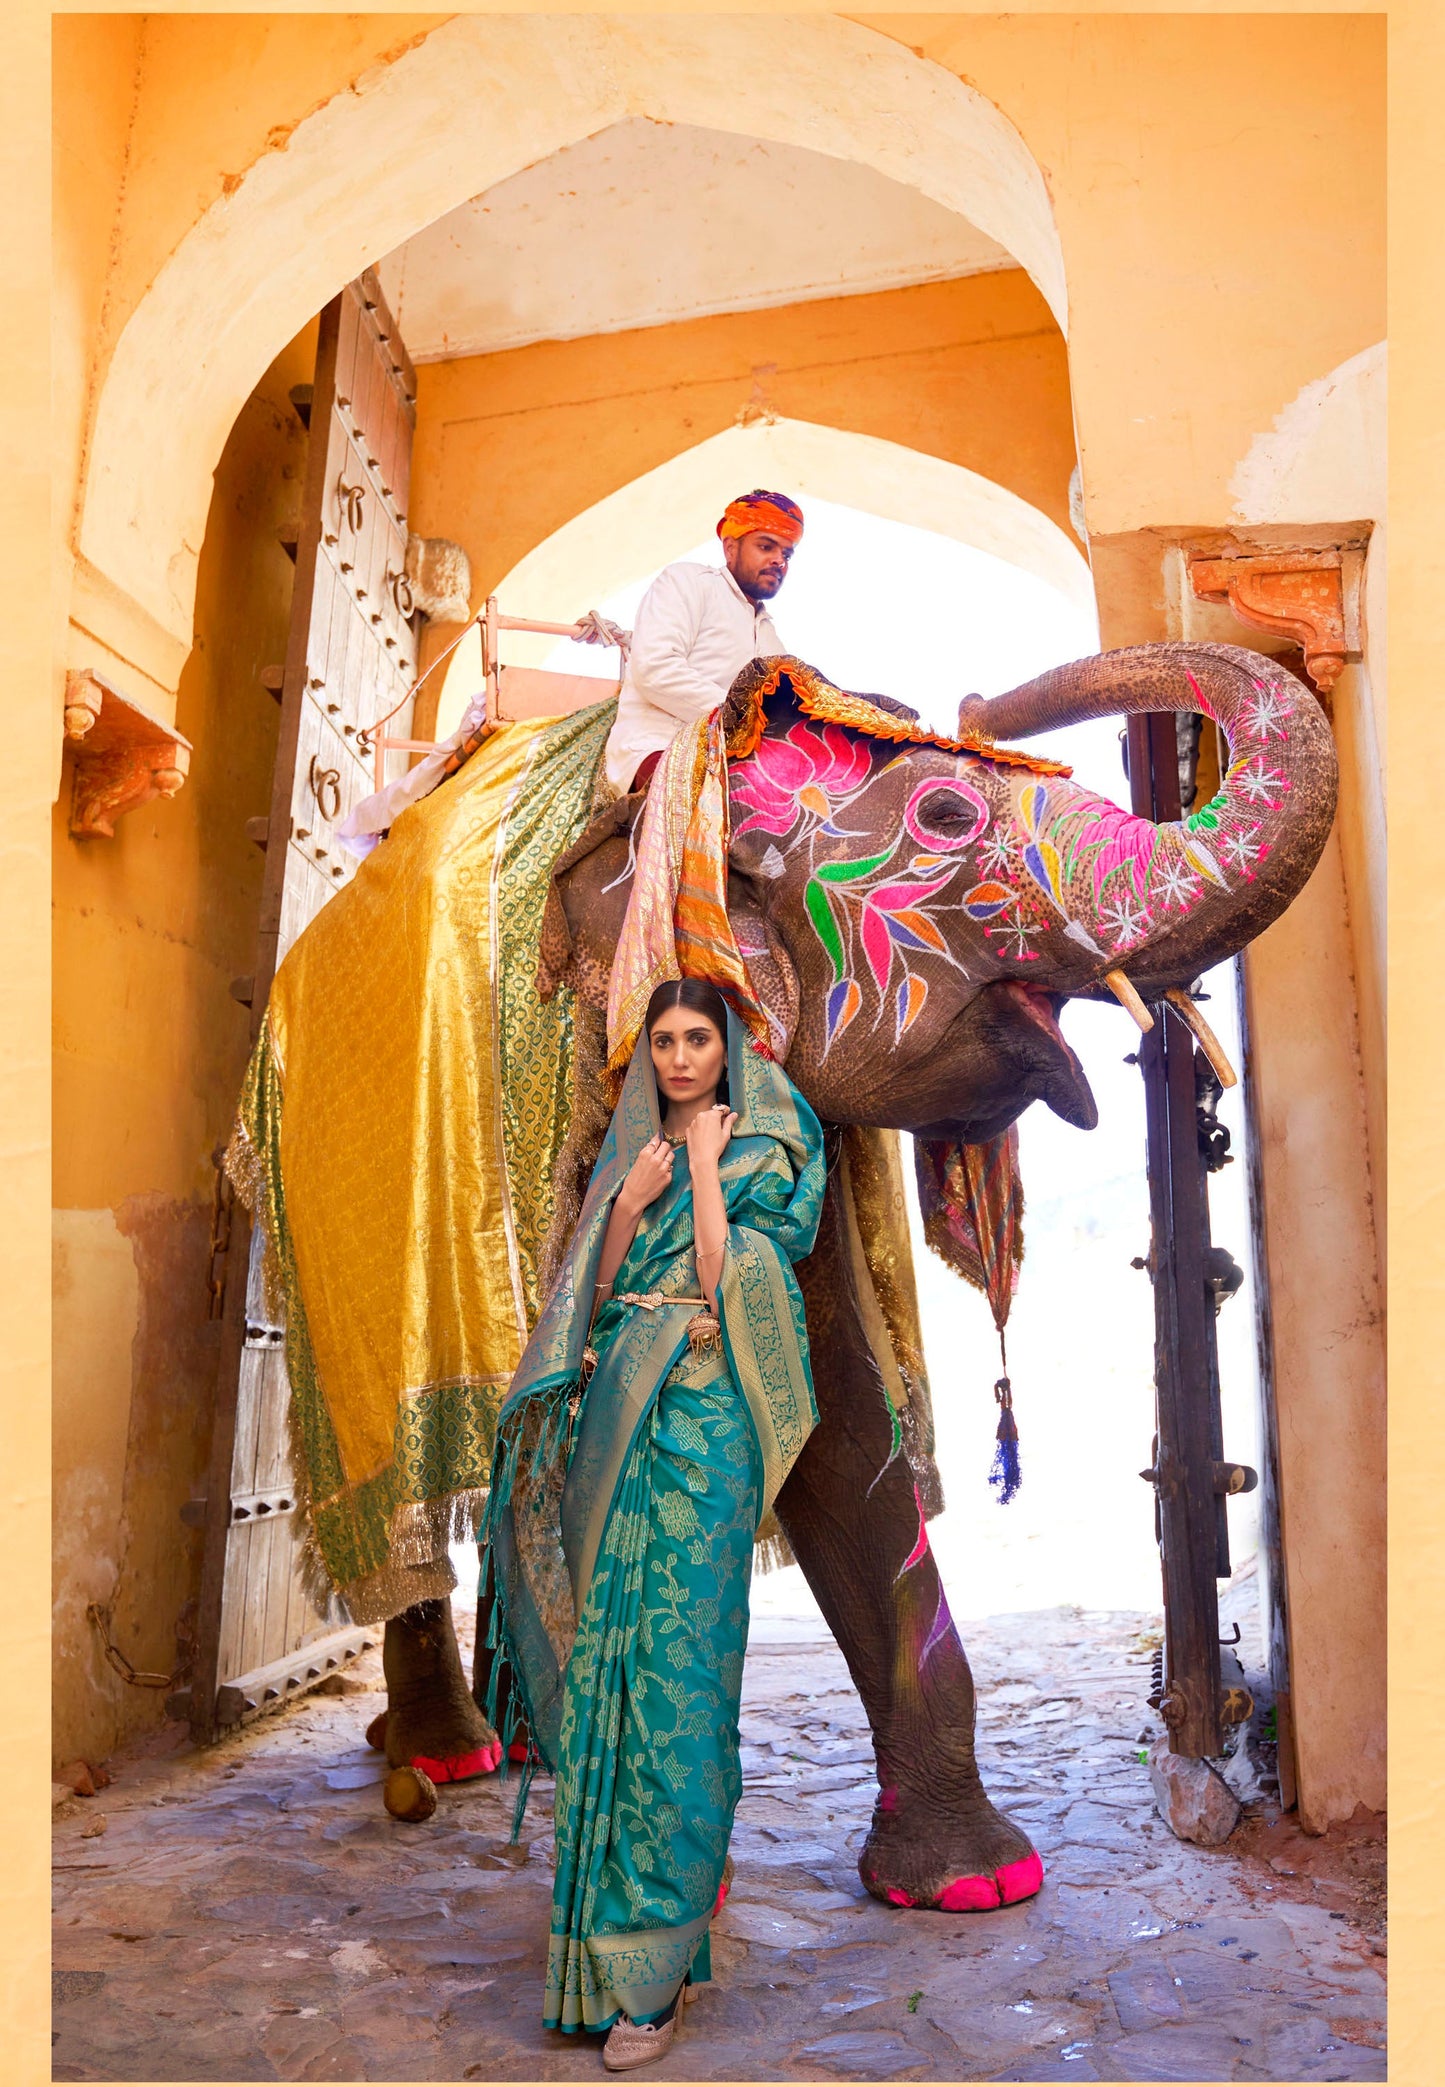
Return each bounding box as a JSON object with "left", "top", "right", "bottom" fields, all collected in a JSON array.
[{"left": 206, "top": 1144, "right": 235, "bottom": 1321}]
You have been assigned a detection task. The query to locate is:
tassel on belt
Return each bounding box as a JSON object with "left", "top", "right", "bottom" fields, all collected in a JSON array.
[{"left": 583, "top": 1289, "right": 723, "bottom": 1383}]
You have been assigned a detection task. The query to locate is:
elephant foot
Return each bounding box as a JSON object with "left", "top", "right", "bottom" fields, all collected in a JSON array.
[
  {"left": 382, "top": 1599, "right": 503, "bottom": 1783},
  {"left": 860, "top": 1790, "right": 1042, "bottom": 1912}
]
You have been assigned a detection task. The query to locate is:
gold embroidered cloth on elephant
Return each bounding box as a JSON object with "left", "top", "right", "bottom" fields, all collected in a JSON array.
[{"left": 226, "top": 702, "right": 616, "bottom": 1623}]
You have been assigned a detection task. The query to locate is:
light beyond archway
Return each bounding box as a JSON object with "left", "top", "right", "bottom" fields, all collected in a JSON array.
[
  {"left": 435, "top": 420, "right": 1094, "bottom": 739},
  {"left": 80, "top": 14, "right": 1064, "bottom": 664},
  {"left": 496, "top": 420, "right": 1093, "bottom": 635}
]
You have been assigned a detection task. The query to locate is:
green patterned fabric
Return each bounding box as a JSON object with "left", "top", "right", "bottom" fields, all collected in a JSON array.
[
  {"left": 495, "top": 707, "right": 615, "bottom": 1313},
  {"left": 482, "top": 1008, "right": 825, "bottom": 2033}
]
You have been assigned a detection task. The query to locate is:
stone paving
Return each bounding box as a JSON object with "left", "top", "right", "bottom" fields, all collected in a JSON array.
[{"left": 52, "top": 1585, "right": 1385, "bottom": 2083}]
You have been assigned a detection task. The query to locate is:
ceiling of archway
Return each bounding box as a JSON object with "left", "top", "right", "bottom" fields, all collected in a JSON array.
[{"left": 375, "top": 118, "right": 1013, "bottom": 363}]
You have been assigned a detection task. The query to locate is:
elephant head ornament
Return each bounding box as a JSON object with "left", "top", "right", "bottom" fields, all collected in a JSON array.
[{"left": 553, "top": 642, "right": 1337, "bottom": 1143}]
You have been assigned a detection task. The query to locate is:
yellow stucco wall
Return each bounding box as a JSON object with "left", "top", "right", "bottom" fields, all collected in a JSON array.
[
  {"left": 864, "top": 12, "right": 1385, "bottom": 536},
  {"left": 409, "top": 268, "right": 1075, "bottom": 608},
  {"left": 51, "top": 15, "right": 152, "bottom": 719},
  {"left": 52, "top": 328, "right": 312, "bottom": 1763}
]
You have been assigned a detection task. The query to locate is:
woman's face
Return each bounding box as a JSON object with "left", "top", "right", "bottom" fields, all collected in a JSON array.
[{"left": 649, "top": 1009, "right": 726, "bottom": 1108}]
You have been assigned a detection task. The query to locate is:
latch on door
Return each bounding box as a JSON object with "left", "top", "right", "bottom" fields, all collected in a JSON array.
[
  {"left": 337, "top": 477, "right": 366, "bottom": 533},
  {"left": 309, "top": 755, "right": 342, "bottom": 823}
]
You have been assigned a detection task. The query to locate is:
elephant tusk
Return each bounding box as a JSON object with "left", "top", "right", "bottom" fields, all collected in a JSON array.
[
  {"left": 1164, "top": 989, "right": 1239, "bottom": 1089},
  {"left": 1102, "top": 968, "right": 1154, "bottom": 1033}
]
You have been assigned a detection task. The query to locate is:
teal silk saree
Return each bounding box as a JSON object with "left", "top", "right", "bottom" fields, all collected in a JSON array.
[{"left": 482, "top": 1008, "right": 825, "bottom": 2033}]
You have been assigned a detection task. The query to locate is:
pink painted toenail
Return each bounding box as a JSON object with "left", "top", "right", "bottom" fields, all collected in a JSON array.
[
  {"left": 410, "top": 1745, "right": 497, "bottom": 1785},
  {"left": 937, "top": 1874, "right": 1001, "bottom": 1911},
  {"left": 878, "top": 1785, "right": 899, "bottom": 1814},
  {"left": 886, "top": 1888, "right": 916, "bottom": 1907},
  {"left": 995, "top": 1851, "right": 1045, "bottom": 1904}
]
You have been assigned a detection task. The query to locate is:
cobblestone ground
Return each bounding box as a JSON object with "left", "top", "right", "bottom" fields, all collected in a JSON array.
[{"left": 53, "top": 1587, "right": 1385, "bottom": 2083}]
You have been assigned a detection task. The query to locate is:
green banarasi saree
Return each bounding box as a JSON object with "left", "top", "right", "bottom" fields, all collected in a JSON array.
[{"left": 483, "top": 1008, "right": 825, "bottom": 2033}]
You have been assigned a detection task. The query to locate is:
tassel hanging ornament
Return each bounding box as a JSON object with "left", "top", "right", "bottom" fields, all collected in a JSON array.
[
  {"left": 916, "top": 1128, "right": 1026, "bottom": 1504},
  {"left": 989, "top": 1367, "right": 1022, "bottom": 1506},
  {"left": 687, "top": 1310, "right": 724, "bottom": 1359}
]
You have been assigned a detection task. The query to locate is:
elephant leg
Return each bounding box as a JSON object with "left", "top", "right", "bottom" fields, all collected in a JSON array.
[
  {"left": 776, "top": 1177, "right": 1042, "bottom": 1912},
  {"left": 381, "top": 1598, "right": 502, "bottom": 1782}
]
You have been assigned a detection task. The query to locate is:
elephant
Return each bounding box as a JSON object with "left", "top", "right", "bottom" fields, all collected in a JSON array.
[{"left": 375, "top": 639, "right": 1336, "bottom": 1913}]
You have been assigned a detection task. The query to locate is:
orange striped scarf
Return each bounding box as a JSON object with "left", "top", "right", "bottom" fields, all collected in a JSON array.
[{"left": 605, "top": 713, "right": 771, "bottom": 1093}]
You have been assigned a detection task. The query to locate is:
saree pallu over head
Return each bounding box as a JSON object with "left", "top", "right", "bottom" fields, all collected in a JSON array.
[
  {"left": 225, "top": 701, "right": 616, "bottom": 1623},
  {"left": 483, "top": 1005, "right": 825, "bottom": 1771}
]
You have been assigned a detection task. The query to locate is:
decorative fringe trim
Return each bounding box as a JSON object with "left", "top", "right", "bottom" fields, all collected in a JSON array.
[
  {"left": 901, "top": 1396, "right": 947, "bottom": 1521},
  {"left": 337, "top": 1553, "right": 458, "bottom": 1629},
  {"left": 389, "top": 1489, "right": 488, "bottom": 1570},
  {"left": 223, "top": 1114, "right": 286, "bottom": 1324},
  {"left": 723, "top": 657, "right": 1073, "bottom": 776},
  {"left": 753, "top": 1526, "right": 796, "bottom": 1576}
]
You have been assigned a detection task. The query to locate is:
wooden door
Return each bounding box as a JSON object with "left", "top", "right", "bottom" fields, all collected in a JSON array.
[{"left": 185, "top": 271, "right": 421, "bottom": 1742}]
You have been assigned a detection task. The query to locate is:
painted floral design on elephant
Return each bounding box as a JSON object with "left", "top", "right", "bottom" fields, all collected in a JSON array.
[
  {"left": 730, "top": 719, "right": 873, "bottom": 839},
  {"left": 730, "top": 665, "right": 1299, "bottom": 1036}
]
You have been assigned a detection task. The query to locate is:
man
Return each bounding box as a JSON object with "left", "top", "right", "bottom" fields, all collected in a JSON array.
[{"left": 602, "top": 489, "right": 805, "bottom": 794}]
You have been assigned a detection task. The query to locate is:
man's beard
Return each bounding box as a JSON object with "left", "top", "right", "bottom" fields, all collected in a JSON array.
[{"left": 741, "top": 572, "right": 784, "bottom": 602}]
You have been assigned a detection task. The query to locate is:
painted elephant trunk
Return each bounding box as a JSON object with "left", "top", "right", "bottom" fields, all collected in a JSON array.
[{"left": 961, "top": 641, "right": 1339, "bottom": 995}]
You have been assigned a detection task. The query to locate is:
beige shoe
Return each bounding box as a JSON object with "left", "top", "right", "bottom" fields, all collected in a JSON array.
[{"left": 601, "top": 2010, "right": 678, "bottom": 2072}]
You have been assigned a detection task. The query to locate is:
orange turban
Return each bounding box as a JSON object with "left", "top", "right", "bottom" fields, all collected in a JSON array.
[{"left": 716, "top": 490, "right": 804, "bottom": 546}]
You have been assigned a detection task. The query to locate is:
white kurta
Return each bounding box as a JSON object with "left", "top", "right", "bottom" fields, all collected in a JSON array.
[{"left": 603, "top": 561, "right": 782, "bottom": 792}]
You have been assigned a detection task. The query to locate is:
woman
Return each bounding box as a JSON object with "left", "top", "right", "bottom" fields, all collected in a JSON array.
[{"left": 482, "top": 978, "right": 824, "bottom": 2069}]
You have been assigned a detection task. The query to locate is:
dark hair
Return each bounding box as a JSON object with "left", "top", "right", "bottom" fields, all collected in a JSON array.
[{"left": 644, "top": 979, "right": 730, "bottom": 1103}]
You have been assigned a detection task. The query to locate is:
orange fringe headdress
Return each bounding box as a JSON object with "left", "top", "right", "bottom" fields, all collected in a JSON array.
[{"left": 717, "top": 491, "right": 805, "bottom": 546}]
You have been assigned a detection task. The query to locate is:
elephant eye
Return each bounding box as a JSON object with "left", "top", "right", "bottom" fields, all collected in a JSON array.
[{"left": 905, "top": 777, "right": 990, "bottom": 852}]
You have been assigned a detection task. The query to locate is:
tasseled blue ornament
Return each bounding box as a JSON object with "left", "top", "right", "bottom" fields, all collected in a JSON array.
[{"left": 988, "top": 1353, "right": 1021, "bottom": 1505}]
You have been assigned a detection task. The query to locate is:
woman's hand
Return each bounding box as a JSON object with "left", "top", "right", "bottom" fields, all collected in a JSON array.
[
  {"left": 618, "top": 1134, "right": 675, "bottom": 1216},
  {"left": 685, "top": 1104, "right": 737, "bottom": 1168}
]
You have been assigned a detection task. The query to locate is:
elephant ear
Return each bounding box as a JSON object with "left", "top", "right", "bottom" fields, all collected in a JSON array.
[
  {"left": 727, "top": 862, "right": 801, "bottom": 1060},
  {"left": 723, "top": 657, "right": 921, "bottom": 755}
]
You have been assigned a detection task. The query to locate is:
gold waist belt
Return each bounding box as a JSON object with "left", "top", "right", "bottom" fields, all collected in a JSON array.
[
  {"left": 613, "top": 1290, "right": 710, "bottom": 1311},
  {"left": 581, "top": 1289, "right": 723, "bottom": 1386}
]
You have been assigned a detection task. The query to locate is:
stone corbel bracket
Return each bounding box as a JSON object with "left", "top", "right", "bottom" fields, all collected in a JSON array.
[
  {"left": 1187, "top": 548, "right": 1364, "bottom": 696},
  {"left": 64, "top": 669, "right": 192, "bottom": 839}
]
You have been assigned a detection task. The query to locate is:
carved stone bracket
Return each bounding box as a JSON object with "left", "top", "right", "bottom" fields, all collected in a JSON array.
[
  {"left": 65, "top": 669, "right": 192, "bottom": 839},
  {"left": 1188, "top": 549, "right": 1363, "bottom": 695}
]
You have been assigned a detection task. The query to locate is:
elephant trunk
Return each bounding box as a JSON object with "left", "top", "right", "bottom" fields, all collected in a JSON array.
[{"left": 961, "top": 642, "right": 1339, "bottom": 994}]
